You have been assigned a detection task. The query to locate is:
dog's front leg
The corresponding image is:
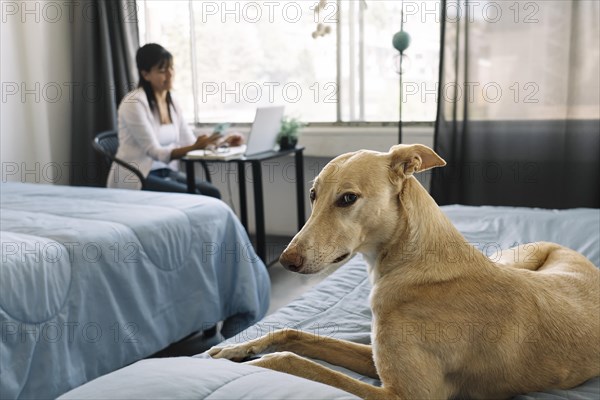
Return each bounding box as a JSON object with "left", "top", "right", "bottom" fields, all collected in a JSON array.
[
  {"left": 208, "top": 329, "right": 378, "bottom": 379},
  {"left": 246, "top": 351, "right": 396, "bottom": 400}
]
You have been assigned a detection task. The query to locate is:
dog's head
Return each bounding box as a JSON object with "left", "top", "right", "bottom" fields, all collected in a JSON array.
[{"left": 279, "top": 144, "right": 446, "bottom": 274}]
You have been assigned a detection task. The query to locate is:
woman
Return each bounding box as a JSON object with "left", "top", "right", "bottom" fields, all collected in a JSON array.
[{"left": 107, "top": 43, "right": 242, "bottom": 198}]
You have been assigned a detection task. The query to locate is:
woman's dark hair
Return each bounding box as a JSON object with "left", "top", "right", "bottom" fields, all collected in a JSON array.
[{"left": 136, "top": 43, "right": 175, "bottom": 120}]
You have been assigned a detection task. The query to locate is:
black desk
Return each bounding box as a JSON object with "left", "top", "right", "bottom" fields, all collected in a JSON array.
[{"left": 182, "top": 147, "right": 306, "bottom": 264}]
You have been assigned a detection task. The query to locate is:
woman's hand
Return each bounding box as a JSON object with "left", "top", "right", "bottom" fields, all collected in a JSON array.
[{"left": 193, "top": 133, "right": 221, "bottom": 150}]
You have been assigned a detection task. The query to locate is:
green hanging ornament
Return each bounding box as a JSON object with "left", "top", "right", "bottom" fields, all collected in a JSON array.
[{"left": 392, "top": 30, "right": 411, "bottom": 53}]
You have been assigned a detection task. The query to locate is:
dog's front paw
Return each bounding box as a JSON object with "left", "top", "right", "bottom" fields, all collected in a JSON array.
[{"left": 207, "top": 344, "right": 258, "bottom": 362}]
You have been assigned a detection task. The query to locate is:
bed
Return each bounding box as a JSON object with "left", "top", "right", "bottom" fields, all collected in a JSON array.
[
  {"left": 58, "top": 204, "right": 600, "bottom": 399},
  {"left": 0, "top": 182, "right": 270, "bottom": 399}
]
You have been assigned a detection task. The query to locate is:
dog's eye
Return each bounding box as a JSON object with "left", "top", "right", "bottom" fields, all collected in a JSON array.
[
  {"left": 337, "top": 193, "right": 358, "bottom": 207},
  {"left": 309, "top": 189, "right": 316, "bottom": 202}
]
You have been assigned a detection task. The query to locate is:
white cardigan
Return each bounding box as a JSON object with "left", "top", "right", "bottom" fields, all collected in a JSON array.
[{"left": 106, "top": 88, "right": 195, "bottom": 190}]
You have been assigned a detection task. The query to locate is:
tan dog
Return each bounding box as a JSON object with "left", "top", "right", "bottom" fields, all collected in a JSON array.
[{"left": 209, "top": 144, "right": 600, "bottom": 399}]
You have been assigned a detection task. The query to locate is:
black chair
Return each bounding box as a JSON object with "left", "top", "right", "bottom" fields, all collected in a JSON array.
[{"left": 93, "top": 130, "right": 147, "bottom": 189}]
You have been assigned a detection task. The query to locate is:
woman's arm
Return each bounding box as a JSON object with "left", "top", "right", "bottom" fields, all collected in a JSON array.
[
  {"left": 169, "top": 96, "right": 221, "bottom": 159},
  {"left": 170, "top": 134, "right": 221, "bottom": 159}
]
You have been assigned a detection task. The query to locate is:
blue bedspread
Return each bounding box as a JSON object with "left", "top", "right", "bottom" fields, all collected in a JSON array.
[
  {"left": 0, "top": 183, "right": 270, "bottom": 399},
  {"left": 59, "top": 205, "right": 599, "bottom": 399}
]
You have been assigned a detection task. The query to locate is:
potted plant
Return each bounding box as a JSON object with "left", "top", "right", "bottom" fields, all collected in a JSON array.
[{"left": 277, "top": 116, "right": 305, "bottom": 150}]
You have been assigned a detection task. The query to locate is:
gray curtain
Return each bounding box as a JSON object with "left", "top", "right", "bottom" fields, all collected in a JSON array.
[
  {"left": 431, "top": 0, "right": 600, "bottom": 209},
  {"left": 70, "top": 0, "right": 139, "bottom": 186}
]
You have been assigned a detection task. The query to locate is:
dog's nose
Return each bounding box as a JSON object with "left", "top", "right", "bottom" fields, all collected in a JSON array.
[{"left": 279, "top": 246, "right": 304, "bottom": 272}]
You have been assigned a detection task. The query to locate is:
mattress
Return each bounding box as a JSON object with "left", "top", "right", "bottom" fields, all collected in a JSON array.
[
  {"left": 60, "top": 205, "right": 600, "bottom": 399},
  {"left": 0, "top": 183, "right": 270, "bottom": 399}
]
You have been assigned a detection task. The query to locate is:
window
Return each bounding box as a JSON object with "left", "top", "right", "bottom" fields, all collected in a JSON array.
[{"left": 138, "top": 0, "right": 440, "bottom": 123}]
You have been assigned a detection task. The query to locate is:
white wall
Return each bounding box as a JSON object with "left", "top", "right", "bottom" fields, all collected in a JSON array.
[{"left": 1, "top": 1, "right": 73, "bottom": 185}]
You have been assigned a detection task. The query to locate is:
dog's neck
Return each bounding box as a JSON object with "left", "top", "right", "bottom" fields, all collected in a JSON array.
[{"left": 365, "top": 176, "right": 492, "bottom": 285}]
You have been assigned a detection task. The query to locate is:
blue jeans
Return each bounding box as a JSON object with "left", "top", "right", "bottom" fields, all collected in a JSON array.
[{"left": 146, "top": 168, "right": 221, "bottom": 199}]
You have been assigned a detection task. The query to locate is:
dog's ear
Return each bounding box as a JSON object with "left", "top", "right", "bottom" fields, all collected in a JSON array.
[{"left": 389, "top": 144, "right": 446, "bottom": 177}]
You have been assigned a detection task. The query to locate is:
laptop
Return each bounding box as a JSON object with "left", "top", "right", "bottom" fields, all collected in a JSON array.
[{"left": 187, "top": 106, "right": 285, "bottom": 160}]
